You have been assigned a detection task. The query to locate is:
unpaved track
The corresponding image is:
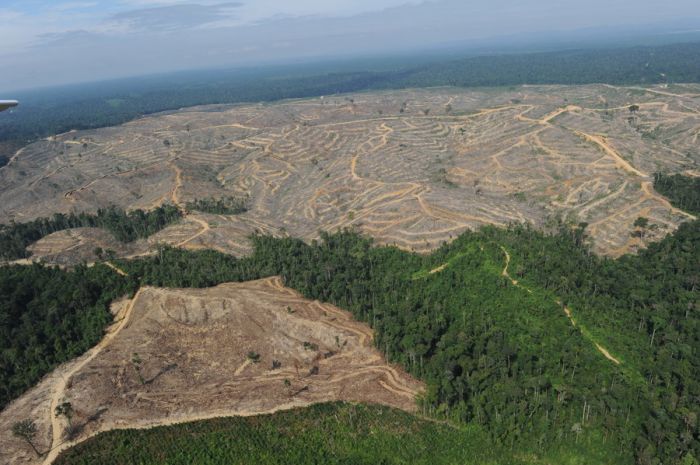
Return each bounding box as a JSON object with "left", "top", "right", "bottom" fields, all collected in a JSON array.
[
  {"left": 417, "top": 246, "right": 622, "bottom": 366},
  {"left": 429, "top": 264, "right": 448, "bottom": 274},
  {"left": 620, "top": 85, "right": 700, "bottom": 99},
  {"left": 641, "top": 181, "right": 696, "bottom": 220},
  {"left": 175, "top": 216, "right": 211, "bottom": 247},
  {"left": 233, "top": 359, "right": 252, "bottom": 376},
  {"left": 538, "top": 105, "right": 582, "bottom": 124},
  {"left": 593, "top": 342, "right": 621, "bottom": 364},
  {"left": 499, "top": 246, "right": 620, "bottom": 365},
  {"left": 574, "top": 131, "right": 648, "bottom": 178},
  {"left": 103, "top": 261, "right": 128, "bottom": 276},
  {"left": 167, "top": 159, "right": 213, "bottom": 249},
  {"left": 312, "top": 301, "right": 373, "bottom": 347},
  {"left": 43, "top": 289, "right": 144, "bottom": 465},
  {"left": 169, "top": 162, "right": 184, "bottom": 209}
]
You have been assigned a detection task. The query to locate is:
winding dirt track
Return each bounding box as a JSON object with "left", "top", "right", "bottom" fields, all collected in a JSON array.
[
  {"left": 499, "top": 247, "right": 621, "bottom": 365},
  {"left": 103, "top": 261, "right": 127, "bottom": 276},
  {"left": 175, "top": 216, "right": 210, "bottom": 248},
  {"left": 573, "top": 131, "right": 648, "bottom": 178},
  {"left": 417, "top": 244, "right": 622, "bottom": 366},
  {"left": 429, "top": 263, "right": 448, "bottom": 274},
  {"left": 43, "top": 289, "right": 144, "bottom": 465}
]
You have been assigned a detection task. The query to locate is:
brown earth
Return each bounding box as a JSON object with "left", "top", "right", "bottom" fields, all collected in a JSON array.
[
  {"left": 0, "top": 277, "right": 422, "bottom": 465},
  {"left": 1, "top": 85, "right": 698, "bottom": 262}
]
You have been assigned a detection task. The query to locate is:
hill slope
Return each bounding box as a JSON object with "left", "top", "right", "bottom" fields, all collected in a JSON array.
[{"left": 1, "top": 85, "right": 698, "bottom": 261}]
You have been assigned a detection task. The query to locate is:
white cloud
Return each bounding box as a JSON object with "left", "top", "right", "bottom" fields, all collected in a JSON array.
[
  {"left": 0, "top": 0, "right": 425, "bottom": 53},
  {"left": 50, "top": 2, "right": 99, "bottom": 11},
  {"left": 236, "top": 0, "right": 425, "bottom": 21},
  {"left": 109, "top": 2, "right": 242, "bottom": 32}
]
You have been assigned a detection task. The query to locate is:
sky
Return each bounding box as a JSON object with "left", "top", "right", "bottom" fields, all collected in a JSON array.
[{"left": 1, "top": 0, "right": 700, "bottom": 91}]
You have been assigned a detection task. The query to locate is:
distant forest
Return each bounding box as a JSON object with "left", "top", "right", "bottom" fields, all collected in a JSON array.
[{"left": 1, "top": 41, "right": 700, "bottom": 161}]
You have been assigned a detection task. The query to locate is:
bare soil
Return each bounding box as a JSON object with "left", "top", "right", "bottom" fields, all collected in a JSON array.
[
  {"left": 0, "top": 278, "right": 422, "bottom": 465},
  {"left": 1, "top": 85, "right": 698, "bottom": 262}
]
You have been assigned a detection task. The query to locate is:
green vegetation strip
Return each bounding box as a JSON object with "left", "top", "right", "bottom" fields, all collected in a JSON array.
[
  {"left": 186, "top": 196, "right": 248, "bottom": 215},
  {"left": 55, "top": 403, "right": 500, "bottom": 465},
  {"left": 0, "top": 205, "right": 182, "bottom": 261},
  {"left": 654, "top": 173, "right": 700, "bottom": 215}
]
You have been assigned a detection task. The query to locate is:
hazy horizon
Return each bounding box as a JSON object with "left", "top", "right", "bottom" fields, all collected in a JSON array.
[{"left": 2, "top": 0, "right": 700, "bottom": 92}]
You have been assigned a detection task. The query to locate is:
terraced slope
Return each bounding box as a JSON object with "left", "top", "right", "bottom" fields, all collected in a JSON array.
[
  {"left": 0, "top": 277, "right": 421, "bottom": 465},
  {"left": 1, "top": 84, "right": 698, "bottom": 261}
]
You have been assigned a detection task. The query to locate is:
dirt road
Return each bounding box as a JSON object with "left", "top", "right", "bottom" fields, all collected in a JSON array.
[{"left": 499, "top": 246, "right": 620, "bottom": 365}]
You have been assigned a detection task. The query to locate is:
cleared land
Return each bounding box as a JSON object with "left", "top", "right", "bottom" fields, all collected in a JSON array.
[
  {"left": 0, "top": 277, "right": 421, "bottom": 465},
  {"left": 1, "top": 84, "right": 698, "bottom": 261}
]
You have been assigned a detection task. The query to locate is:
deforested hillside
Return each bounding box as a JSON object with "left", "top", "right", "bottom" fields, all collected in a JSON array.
[
  {"left": 2, "top": 41, "right": 700, "bottom": 153},
  {"left": 1, "top": 85, "right": 698, "bottom": 265}
]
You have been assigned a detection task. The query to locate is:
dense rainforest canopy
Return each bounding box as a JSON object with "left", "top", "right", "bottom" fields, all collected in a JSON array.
[{"left": 654, "top": 173, "right": 700, "bottom": 216}]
